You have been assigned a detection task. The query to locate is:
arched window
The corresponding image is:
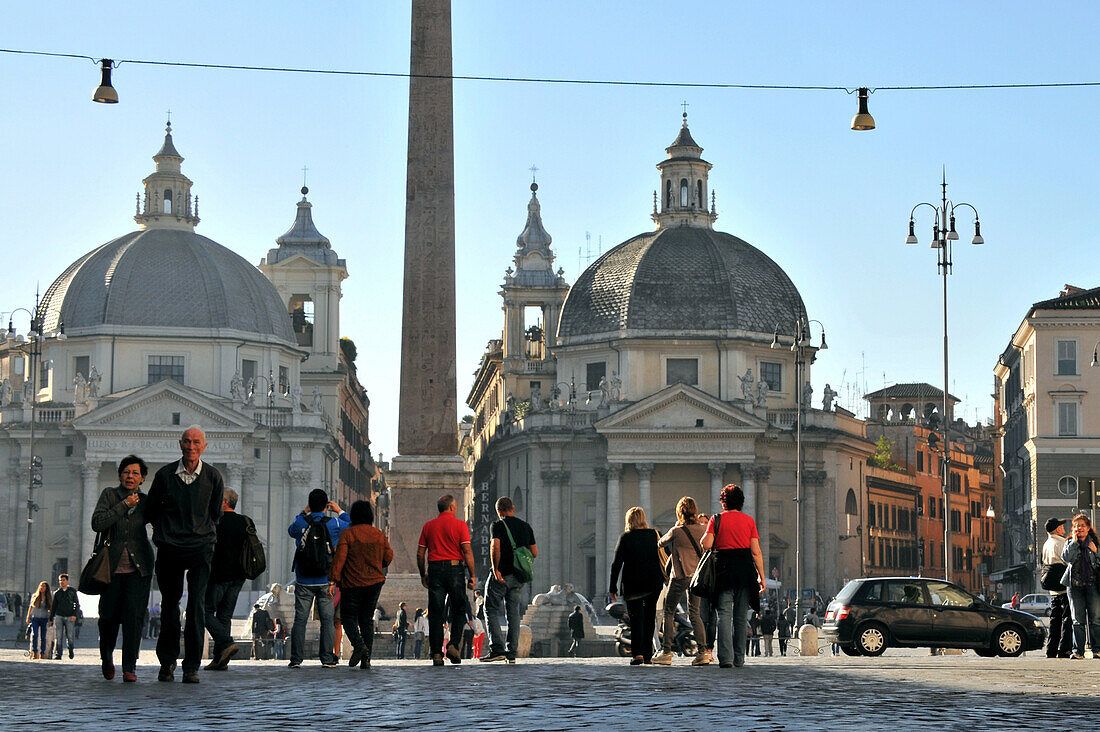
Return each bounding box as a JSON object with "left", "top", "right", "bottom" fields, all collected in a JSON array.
[
  {"left": 696, "top": 180, "right": 703, "bottom": 209},
  {"left": 1058, "top": 475, "right": 1078, "bottom": 497},
  {"left": 163, "top": 189, "right": 173, "bottom": 214},
  {"left": 665, "top": 180, "right": 672, "bottom": 208},
  {"left": 845, "top": 489, "right": 858, "bottom": 515},
  {"left": 679, "top": 179, "right": 689, "bottom": 207}
]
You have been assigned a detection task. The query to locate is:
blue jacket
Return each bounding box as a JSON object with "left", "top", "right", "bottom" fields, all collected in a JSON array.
[
  {"left": 1060, "top": 536, "right": 1100, "bottom": 587},
  {"left": 288, "top": 511, "right": 351, "bottom": 585}
]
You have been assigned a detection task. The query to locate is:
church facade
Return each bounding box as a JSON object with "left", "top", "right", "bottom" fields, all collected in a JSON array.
[
  {"left": 0, "top": 124, "right": 376, "bottom": 596},
  {"left": 465, "top": 118, "right": 873, "bottom": 604}
]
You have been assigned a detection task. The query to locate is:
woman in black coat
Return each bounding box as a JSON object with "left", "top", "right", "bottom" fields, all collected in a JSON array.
[
  {"left": 609, "top": 506, "right": 665, "bottom": 665},
  {"left": 90, "top": 455, "right": 155, "bottom": 682}
]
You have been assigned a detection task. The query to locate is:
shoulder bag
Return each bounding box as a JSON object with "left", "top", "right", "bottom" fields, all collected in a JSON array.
[
  {"left": 689, "top": 513, "right": 721, "bottom": 599},
  {"left": 79, "top": 532, "right": 113, "bottom": 595},
  {"left": 502, "top": 519, "right": 535, "bottom": 583}
]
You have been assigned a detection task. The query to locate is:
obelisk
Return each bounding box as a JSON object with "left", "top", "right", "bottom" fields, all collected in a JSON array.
[{"left": 385, "top": 0, "right": 469, "bottom": 579}]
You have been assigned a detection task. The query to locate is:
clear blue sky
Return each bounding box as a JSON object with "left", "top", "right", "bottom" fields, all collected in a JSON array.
[{"left": 3, "top": 2, "right": 1100, "bottom": 460}]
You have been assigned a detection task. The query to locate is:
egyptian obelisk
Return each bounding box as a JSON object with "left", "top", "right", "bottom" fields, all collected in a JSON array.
[{"left": 386, "top": 0, "right": 469, "bottom": 576}]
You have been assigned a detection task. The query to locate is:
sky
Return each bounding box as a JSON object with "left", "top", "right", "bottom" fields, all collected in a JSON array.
[{"left": 3, "top": 1, "right": 1100, "bottom": 461}]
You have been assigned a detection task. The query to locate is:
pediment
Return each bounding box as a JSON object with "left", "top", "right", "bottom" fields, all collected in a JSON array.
[
  {"left": 72, "top": 380, "right": 255, "bottom": 431},
  {"left": 596, "top": 382, "right": 768, "bottom": 435}
]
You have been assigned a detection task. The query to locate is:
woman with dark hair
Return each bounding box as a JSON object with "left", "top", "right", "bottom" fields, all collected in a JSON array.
[
  {"left": 91, "top": 454, "right": 154, "bottom": 681},
  {"left": 608, "top": 506, "right": 665, "bottom": 665},
  {"left": 329, "top": 499, "right": 393, "bottom": 669},
  {"left": 700, "top": 483, "right": 766, "bottom": 668},
  {"left": 1061, "top": 512, "right": 1100, "bottom": 659},
  {"left": 26, "top": 581, "right": 51, "bottom": 659}
]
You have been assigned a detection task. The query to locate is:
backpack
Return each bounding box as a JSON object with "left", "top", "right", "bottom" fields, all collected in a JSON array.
[
  {"left": 501, "top": 519, "right": 535, "bottom": 583},
  {"left": 241, "top": 516, "right": 267, "bottom": 580},
  {"left": 293, "top": 515, "right": 334, "bottom": 576}
]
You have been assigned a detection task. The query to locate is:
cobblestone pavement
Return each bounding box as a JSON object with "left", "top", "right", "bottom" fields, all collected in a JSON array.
[{"left": 2, "top": 648, "right": 1099, "bottom": 730}]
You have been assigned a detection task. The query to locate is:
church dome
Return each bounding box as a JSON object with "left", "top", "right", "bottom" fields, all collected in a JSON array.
[
  {"left": 38, "top": 228, "right": 296, "bottom": 342},
  {"left": 557, "top": 116, "right": 806, "bottom": 344},
  {"left": 556, "top": 226, "right": 806, "bottom": 343}
]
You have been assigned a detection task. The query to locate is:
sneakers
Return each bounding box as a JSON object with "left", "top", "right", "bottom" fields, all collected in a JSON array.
[
  {"left": 629, "top": 656, "right": 644, "bottom": 665},
  {"left": 691, "top": 652, "right": 711, "bottom": 666},
  {"left": 431, "top": 653, "right": 445, "bottom": 667},
  {"left": 479, "top": 653, "right": 507, "bottom": 663},
  {"left": 122, "top": 671, "right": 137, "bottom": 683},
  {"left": 321, "top": 661, "right": 338, "bottom": 668},
  {"left": 348, "top": 647, "right": 366, "bottom": 667},
  {"left": 182, "top": 671, "right": 200, "bottom": 684},
  {"left": 287, "top": 660, "right": 302, "bottom": 669},
  {"left": 445, "top": 643, "right": 462, "bottom": 664},
  {"left": 653, "top": 650, "right": 674, "bottom": 666},
  {"left": 158, "top": 662, "right": 176, "bottom": 682}
]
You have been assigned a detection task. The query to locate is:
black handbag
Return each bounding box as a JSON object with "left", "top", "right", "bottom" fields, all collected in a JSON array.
[
  {"left": 78, "top": 533, "right": 112, "bottom": 595},
  {"left": 689, "top": 513, "right": 721, "bottom": 599},
  {"left": 1039, "top": 563, "right": 1065, "bottom": 591}
]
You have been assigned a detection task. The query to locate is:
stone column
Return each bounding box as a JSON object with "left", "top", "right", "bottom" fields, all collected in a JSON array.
[
  {"left": 605, "top": 462, "right": 623, "bottom": 591},
  {"left": 226, "top": 464, "right": 243, "bottom": 499},
  {"left": 707, "top": 462, "right": 726, "bottom": 515},
  {"left": 593, "top": 467, "right": 608, "bottom": 599},
  {"left": 741, "top": 464, "right": 757, "bottom": 521},
  {"left": 804, "top": 470, "right": 826, "bottom": 598},
  {"left": 635, "top": 462, "right": 654, "bottom": 520},
  {"left": 755, "top": 466, "right": 772, "bottom": 575},
  {"left": 544, "top": 469, "right": 564, "bottom": 585},
  {"left": 81, "top": 461, "right": 102, "bottom": 564}
]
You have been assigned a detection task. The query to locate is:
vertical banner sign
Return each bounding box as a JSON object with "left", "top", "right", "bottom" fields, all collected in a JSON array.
[{"left": 472, "top": 479, "right": 497, "bottom": 579}]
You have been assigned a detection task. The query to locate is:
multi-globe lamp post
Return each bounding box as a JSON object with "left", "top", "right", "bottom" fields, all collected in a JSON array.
[{"left": 904, "top": 178, "right": 984, "bottom": 582}]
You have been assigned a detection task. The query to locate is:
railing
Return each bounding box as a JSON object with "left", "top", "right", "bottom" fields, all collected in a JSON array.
[{"left": 37, "top": 407, "right": 74, "bottom": 423}]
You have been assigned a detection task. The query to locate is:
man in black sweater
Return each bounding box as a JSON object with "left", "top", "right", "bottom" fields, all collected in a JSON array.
[
  {"left": 50, "top": 573, "right": 80, "bottom": 659},
  {"left": 145, "top": 426, "right": 224, "bottom": 684},
  {"left": 203, "top": 487, "right": 251, "bottom": 671}
]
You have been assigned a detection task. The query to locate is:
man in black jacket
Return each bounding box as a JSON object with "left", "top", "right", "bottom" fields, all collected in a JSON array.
[
  {"left": 50, "top": 574, "right": 80, "bottom": 660},
  {"left": 145, "top": 426, "right": 224, "bottom": 684},
  {"left": 203, "top": 488, "right": 252, "bottom": 670}
]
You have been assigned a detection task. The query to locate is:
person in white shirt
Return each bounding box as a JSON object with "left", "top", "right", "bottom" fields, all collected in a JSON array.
[{"left": 1041, "top": 517, "right": 1071, "bottom": 658}]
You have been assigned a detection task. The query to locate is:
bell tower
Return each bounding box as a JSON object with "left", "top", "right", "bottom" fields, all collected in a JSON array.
[
  {"left": 134, "top": 121, "right": 200, "bottom": 231},
  {"left": 652, "top": 113, "right": 718, "bottom": 230}
]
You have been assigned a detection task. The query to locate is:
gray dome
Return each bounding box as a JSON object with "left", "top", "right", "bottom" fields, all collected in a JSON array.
[
  {"left": 39, "top": 228, "right": 295, "bottom": 342},
  {"left": 557, "top": 226, "right": 806, "bottom": 342}
]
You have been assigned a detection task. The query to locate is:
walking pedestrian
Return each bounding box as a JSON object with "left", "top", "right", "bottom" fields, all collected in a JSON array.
[
  {"left": 653, "top": 497, "right": 707, "bottom": 666},
  {"left": 49, "top": 574, "right": 80, "bottom": 660},
  {"left": 412, "top": 609, "right": 428, "bottom": 659},
  {"left": 777, "top": 610, "right": 791, "bottom": 656},
  {"left": 26, "top": 582, "right": 51, "bottom": 660},
  {"left": 700, "top": 484, "right": 766, "bottom": 669},
  {"left": 567, "top": 605, "right": 585, "bottom": 657},
  {"left": 203, "top": 488, "right": 253, "bottom": 671},
  {"left": 394, "top": 602, "right": 409, "bottom": 659},
  {"left": 145, "top": 426, "right": 225, "bottom": 684},
  {"left": 761, "top": 609, "right": 777, "bottom": 657},
  {"left": 1041, "top": 516, "right": 1072, "bottom": 658},
  {"left": 1060, "top": 513, "right": 1100, "bottom": 659},
  {"left": 481, "top": 496, "right": 536, "bottom": 663},
  {"left": 698, "top": 595, "right": 718, "bottom": 664},
  {"left": 91, "top": 455, "right": 155, "bottom": 682},
  {"left": 328, "top": 499, "right": 393, "bottom": 669},
  {"left": 472, "top": 615, "right": 485, "bottom": 659},
  {"left": 461, "top": 616, "right": 476, "bottom": 659},
  {"left": 148, "top": 603, "right": 160, "bottom": 639},
  {"left": 417, "top": 494, "right": 476, "bottom": 666},
  {"left": 748, "top": 612, "right": 761, "bottom": 656},
  {"left": 250, "top": 604, "right": 274, "bottom": 660},
  {"left": 609, "top": 506, "right": 665, "bottom": 666},
  {"left": 287, "top": 489, "right": 350, "bottom": 668}
]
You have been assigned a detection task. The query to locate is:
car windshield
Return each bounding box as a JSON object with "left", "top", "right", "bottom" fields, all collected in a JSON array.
[
  {"left": 835, "top": 580, "right": 861, "bottom": 603},
  {"left": 925, "top": 581, "right": 974, "bottom": 607}
]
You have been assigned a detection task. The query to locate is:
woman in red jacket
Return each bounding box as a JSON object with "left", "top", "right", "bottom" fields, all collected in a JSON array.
[{"left": 329, "top": 500, "right": 393, "bottom": 669}]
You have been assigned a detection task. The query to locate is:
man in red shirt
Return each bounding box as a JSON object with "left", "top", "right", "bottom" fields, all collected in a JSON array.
[{"left": 417, "top": 494, "right": 477, "bottom": 666}]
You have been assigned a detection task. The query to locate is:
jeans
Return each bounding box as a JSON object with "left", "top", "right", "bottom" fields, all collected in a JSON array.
[
  {"left": 427, "top": 563, "right": 468, "bottom": 657},
  {"left": 29, "top": 618, "right": 48, "bottom": 655},
  {"left": 716, "top": 586, "right": 751, "bottom": 667},
  {"left": 290, "top": 583, "right": 336, "bottom": 665},
  {"left": 1048, "top": 592, "right": 1073, "bottom": 657},
  {"left": 53, "top": 616, "right": 76, "bottom": 657},
  {"left": 699, "top": 597, "right": 718, "bottom": 650},
  {"left": 98, "top": 571, "right": 152, "bottom": 672},
  {"left": 779, "top": 637, "right": 788, "bottom": 655},
  {"left": 763, "top": 633, "right": 774, "bottom": 656},
  {"left": 1068, "top": 583, "right": 1100, "bottom": 656},
  {"left": 625, "top": 591, "right": 660, "bottom": 661},
  {"left": 394, "top": 632, "right": 407, "bottom": 658},
  {"left": 204, "top": 579, "right": 244, "bottom": 657},
  {"left": 413, "top": 632, "right": 425, "bottom": 659},
  {"left": 341, "top": 583, "right": 384, "bottom": 659},
  {"left": 485, "top": 573, "right": 525, "bottom": 658},
  {"left": 661, "top": 576, "right": 703, "bottom": 654},
  {"left": 155, "top": 547, "right": 213, "bottom": 673}
]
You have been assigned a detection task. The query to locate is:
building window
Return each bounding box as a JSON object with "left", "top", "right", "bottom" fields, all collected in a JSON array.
[
  {"left": 1057, "top": 339, "right": 1078, "bottom": 375},
  {"left": 680, "top": 179, "right": 689, "bottom": 207},
  {"left": 279, "top": 365, "right": 289, "bottom": 395},
  {"left": 867, "top": 502, "right": 875, "bottom": 527},
  {"left": 74, "top": 356, "right": 89, "bottom": 380},
  {"left": 147, "top": 355, "right": 184, "bottom": 384},
  {"left": 666, "top": 358, "right": 698, "bottom": 386},
  {"left": 760, "top": 362, "right": 782, "bottom": 392},
  {"left": 39, "top": 360, "right": 50, "bottom": 389},
  {"left": 1058, "top": 401, "right": 1079, "bottom": 436},
  {"left": 917, "top": 450, "right": 924, "bottom": 472},
  {"left": 1058, "top": 476, "right": 1078, "bottom": 497},
  {"left": 585, "top": 362, "right": 606, "bottom": 392},
  {"left": 241, "top": 359, "right": 257, "bottom": 388},
  {"left": 928, "top": 496, "right": 936, "bottom": 518},
  {"left": 950, "top": 509, "right": 962, "bottom": 533}
]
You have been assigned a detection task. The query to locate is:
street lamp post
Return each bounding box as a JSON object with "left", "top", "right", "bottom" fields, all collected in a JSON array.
[
  {"left": 248, "top": 371, "right": 282, "bottom": 584},
  {"left": 772, "top": 317, "right": 826, "bottom": 619},
  {"left": 905, "top": 176, "right": 984, "bottom": 583}
]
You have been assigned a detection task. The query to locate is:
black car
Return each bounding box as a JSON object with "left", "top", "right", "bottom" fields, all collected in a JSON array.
[{"left": 821, "top": 576, "right": 1046, "bottom": 657}]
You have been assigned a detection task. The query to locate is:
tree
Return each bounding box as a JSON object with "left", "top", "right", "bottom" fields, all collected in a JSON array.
[{"left": 869, "top": 435, "right": 899, "bottom": 470}]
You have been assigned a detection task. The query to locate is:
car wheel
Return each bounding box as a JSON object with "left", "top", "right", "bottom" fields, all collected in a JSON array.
[
  {"left": 973, "top": 648, "right": 995, "bottom": 657},
  {"left": 993, "top": 625, "right": 1025, "bottom": 657},
  {"left": 841, "top": 645, "right": 861, "bottom": 657},
  {"left": 616, "top": 642, "right": 632, "bottom": 657},
  {"left": 853, "top": 623, "right": 888, "bottom": 656}
]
